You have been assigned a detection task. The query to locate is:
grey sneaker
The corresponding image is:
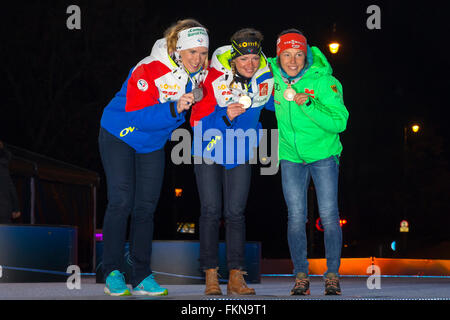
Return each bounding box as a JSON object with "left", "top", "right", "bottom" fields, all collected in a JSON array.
[{"left": 290, "top": 272, "right": 310, "bottom": 295}]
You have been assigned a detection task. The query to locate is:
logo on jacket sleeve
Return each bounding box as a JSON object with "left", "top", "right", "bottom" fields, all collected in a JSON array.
[
  {"left": 304, "top": 88, "right": 315, "bottom": 98},
  {"left": 137, "top": 79, "right": 149, "bottom": 92}
]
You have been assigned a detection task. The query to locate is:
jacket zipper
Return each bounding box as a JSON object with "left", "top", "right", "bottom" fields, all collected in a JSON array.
[{"left": 286, "top": 80, "right": 303, "bottom": 162}]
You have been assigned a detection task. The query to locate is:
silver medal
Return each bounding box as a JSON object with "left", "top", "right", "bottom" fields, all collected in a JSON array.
[
  {"left": 186, "top": 69, "right": 205, "bottom": 103},
  {"left": 192, "top": 87, "right": 203, "bottom": 103}
]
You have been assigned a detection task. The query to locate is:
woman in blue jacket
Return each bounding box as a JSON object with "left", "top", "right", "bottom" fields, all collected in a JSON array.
[
  {"left": 99, "top": 19, "right": 209, "bottom": 296},
  {"left": 190, "top": 28, "right": 273, "bottom": 295}
]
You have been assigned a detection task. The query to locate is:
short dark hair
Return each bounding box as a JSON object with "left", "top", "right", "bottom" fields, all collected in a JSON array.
[{"left": 277, "top": 28, "right": 304, "bottom": 38}]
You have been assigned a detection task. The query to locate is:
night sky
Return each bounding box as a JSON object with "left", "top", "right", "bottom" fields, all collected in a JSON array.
[{"left": 1, "top": 1, "right": 449, "bottom": 259}]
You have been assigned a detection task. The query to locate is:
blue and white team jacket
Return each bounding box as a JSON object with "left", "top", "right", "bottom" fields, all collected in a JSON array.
[{"left": 190, "top": 45, "right": 274, "bottom": 169}]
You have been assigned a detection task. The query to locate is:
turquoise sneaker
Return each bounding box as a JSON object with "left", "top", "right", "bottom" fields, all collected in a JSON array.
[
  {"left": 104, "top": 270, "right": 131, "bottom": 296},
  {"left": 132, "top": 274, "right": 168, "bottom": 296}
]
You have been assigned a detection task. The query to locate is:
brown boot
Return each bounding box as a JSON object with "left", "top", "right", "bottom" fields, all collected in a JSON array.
[
  {"left": 204, "top": 268, "right": 222, "bottom": 295},
  {"left": 227, "top": 269, "right": 255, "bottom": 295}
]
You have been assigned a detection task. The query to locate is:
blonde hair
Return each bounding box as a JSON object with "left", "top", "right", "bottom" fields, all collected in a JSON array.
[{"left": 164, "top": 18, "right": 209, "bottom": 69}]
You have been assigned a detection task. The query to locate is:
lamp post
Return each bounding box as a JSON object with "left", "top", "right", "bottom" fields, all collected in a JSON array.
[
  {"left": 403, "top": 123, "right": 421, "bottom": 169},
  {"left": 401, "top": 122, "right": 421, "bottom": 254},
  {"left": 328, "top": 23, "right": 341, "bottom": 55},
  {"left": 403, "top": 123, "right": 421, "bottom": 163}
]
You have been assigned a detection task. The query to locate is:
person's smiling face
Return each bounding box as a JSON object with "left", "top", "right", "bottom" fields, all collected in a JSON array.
[
  {"left": 179, "top": 47, "right": 208, "bottom": 73},
  {"left": 234, "top": 54, "right": 261, "bottom": 78},
  {"left": 279, "top": 48, "right": 306, "bottom": 77}
]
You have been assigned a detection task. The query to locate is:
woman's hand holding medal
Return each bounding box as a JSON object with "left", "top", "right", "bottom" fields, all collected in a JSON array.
[
  {"left": 226, "top": 102, "right": 246, "bottom": 121},
  {"left": 177, "top": 92, "right": 195, "bottom": 114},
  {"left": 284, "top": 86, "right": 309, "bottom": 106},
  {"left": 293, "top": 93, "right": 309, "bottom": 106}
]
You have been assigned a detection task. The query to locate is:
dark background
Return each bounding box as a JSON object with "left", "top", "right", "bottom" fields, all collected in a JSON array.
[{"left": 1, "top": 1, "right": 449, "bottom": 260}]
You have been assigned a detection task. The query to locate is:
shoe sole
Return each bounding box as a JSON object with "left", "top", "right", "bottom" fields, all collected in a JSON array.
[
  {"left": 227, "top": 291, "right": 256, "bottom": 295},
  {"left": 324, "top": 290, "right": 341, "bottom": 295},
  {"left": 132, "top": 289, "right": 168, "bottom": 296},
  {"left": 104, "top": 287, "right": 132, "bottom": 296},
  {"left": 205, "top": 291, "right": 223, "bottom": 295},
  {"left": 290, "top": 289, "right": 311, "bottom": 295}
]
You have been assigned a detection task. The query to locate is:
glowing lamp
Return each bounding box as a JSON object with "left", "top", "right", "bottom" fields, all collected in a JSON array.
[
  {"left": 329, "top": 42, "right": 340, "bottom": 54},
  {"left": 316, "top": 218, "right": 347, "bottom": 232},
  {"left": 175, "top": 188, "right": 183, "bottom": 197},
  {"left": 400, "top": 220, "right": 409, "bottom": 233}
]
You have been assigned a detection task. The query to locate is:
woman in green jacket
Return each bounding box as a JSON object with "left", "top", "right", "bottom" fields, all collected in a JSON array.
[{"left": 268, "top": 29, "right": 349, "bottom": 295}]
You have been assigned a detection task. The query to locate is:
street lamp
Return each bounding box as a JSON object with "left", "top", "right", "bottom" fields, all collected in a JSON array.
[
  {"left": 329, "top": 42, "right": 340, "bottom": 54},
  {"left": 328, "top": 23, "right": 341, "bottom": 54},
  {"left": 404, "top": 123, "right": 421, "bottom": 147},
  {"left": 411, "top": 124, "right": 420, "bottom": 133},
  {"left": 401, "top": 122, "right": 421, "bottom": 254}
]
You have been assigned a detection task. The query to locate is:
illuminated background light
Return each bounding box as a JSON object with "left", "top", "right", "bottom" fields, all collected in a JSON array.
[
  {"left": 316, "top": 218, "right": 347, "bottom": 232},
  {"left": 329, "top": 42, "right": 340, "bottom": 54},
  {"left": 175, "top": 188, "right": 183, "bottom": 197},
  {"left": 391, "top": 241, "right": 397, "bottom": 251}
]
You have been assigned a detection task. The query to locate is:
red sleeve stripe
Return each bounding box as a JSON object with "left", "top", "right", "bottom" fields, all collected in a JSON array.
[{"left": 125, "top": 61, "right": 171, "bottom": 112}]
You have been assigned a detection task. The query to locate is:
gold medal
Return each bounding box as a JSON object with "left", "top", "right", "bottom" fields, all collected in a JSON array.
[
  {"left": 238, "top": 95, "right": 252, "bottom": 109},
  {"left": 283, "top": 85, "right": 296, "bottom": 101}
]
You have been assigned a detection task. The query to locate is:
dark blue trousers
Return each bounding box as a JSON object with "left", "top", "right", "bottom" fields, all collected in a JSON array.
[{"left": 98, "top": 127, "right": 165, "bottom": 287}]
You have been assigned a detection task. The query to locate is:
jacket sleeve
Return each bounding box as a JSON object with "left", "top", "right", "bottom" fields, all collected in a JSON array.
[
  {"left": 125, "top": 62, "right": 186, "bottom": 131},
  {"left": 190, "top": 70, "right": 233, "bottom": 131},
  {"left": 132, "top": 101, "right": 186, "bottom": 132},
  {"left": 300, "top": 75, "right": 349, "bottom": 133},
  {"left": 263, "top": 90, "right": 275, "bottom": 112}
]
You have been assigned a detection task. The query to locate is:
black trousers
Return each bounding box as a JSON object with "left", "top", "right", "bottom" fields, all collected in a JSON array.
[
  {"left": 99, "top": 127, "right": 165, "bottom": 287},
  {"left": 194, "top": 162, "right": 251, "bottom": 271}
]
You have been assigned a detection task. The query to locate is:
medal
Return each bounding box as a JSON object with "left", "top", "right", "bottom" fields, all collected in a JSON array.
[
  {"left": 238, "top": 95, "right": 252, "bottom": 109},
  {"left": 283, "top": 84, "right": 296, "bottom": 101},
  {"left": 192, "top": 87, "right": 203, "bottom": 102},
  {"left": 231, "top": 81, "right": 253, "bottom": 109},
  {"left": 186, "top": 68, "right": 205, "bottom": 103}
]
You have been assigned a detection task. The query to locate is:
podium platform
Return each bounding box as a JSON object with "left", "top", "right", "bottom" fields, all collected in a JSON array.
[
  {"left": 95, "top": 240, "right": 261, "bottom": 284},
  {"left": 0, "top": 225, "right": 77, "bottom": 282}
]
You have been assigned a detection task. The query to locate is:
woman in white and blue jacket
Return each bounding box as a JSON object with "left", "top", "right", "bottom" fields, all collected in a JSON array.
[
  {"left": 99, "top": 19, "right": 209, "bottom": 296},
  {"left": 190, "top": 28, "right": 273, "bottom": 295}
]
